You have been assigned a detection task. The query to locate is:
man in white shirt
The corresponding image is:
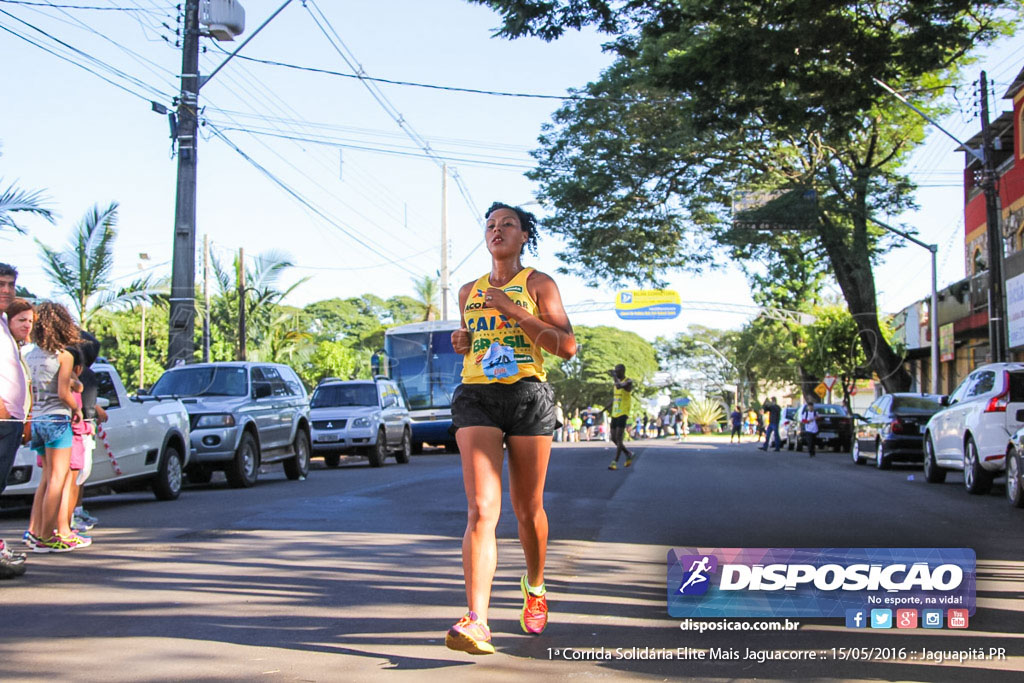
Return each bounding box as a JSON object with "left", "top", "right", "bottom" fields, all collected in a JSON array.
[{"left": 0, "top": 262, "right": 28, "bottom": 577}]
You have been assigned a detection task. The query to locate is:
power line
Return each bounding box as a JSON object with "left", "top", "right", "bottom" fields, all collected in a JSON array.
[
  {"left": 207, "top": 124, "right": 425, "bottom": 278},
  {"left": 0, "top": 0, "right": 157, "bottom": 9}
]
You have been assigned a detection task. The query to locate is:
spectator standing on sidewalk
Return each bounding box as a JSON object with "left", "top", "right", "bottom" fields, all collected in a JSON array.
[
  {"left": 759, "top": 398, "right": 782, "bottom": 451},
  {"left": 0, "top": 264, "right": 29, "bottom": 577}
]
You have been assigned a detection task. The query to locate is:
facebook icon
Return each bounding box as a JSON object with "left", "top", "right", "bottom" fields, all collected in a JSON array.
[{"left": 845, "top": 609, "right": 867, "bottom": 629}]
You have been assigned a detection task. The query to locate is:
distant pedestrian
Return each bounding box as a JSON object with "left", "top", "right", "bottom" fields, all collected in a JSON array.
[
  {"left": 607, "top": 364, "right": 635, "bottom": 470},
  {"left": 801, "top": 398, "right": 819, "bottom": 458},
  {"left": 755, "top": 409, "right": 764, "bottom": 439},
  {"left": 759, "top": 398, "right": 782, "bottom": 451},
  {"left": 729, "top": 406, "right": 744, "bottom": 443}
]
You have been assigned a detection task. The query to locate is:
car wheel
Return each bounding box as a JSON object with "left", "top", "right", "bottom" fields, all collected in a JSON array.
[
  {"left": 323, "top": 453, "right": 341, "bottom": 468},
  {"left": 226, "top": 431, "right": 259, "bottom": 488},
  {"left": 152, "top": 443, "right": 183, "bottom": 501},
  {"left": 852, "top": 440, "right": 865, "bottom": 465},
  {"left": 284, "top": 429, "right": 311, "bottom": 480},
  {"left": 963, "top": 436, "right": 993, "bottom": 495},
  {"left": 395, "top": 428, "right": 411, "bottom": 464},
  {"left": 875, "top": 440, "right": 891, "bottom": 470},
  {"left": 185, "top": 465, "right": 213, "bottom": 484},
  {"left": 367, "top": 428, "right": 387, "bottom": 467},
  {"left": 923, "top": 433, "right": 946, "bottom": 483},
  {"left": 1007, "top": 447, "right": 1024, "bottom": 508}
]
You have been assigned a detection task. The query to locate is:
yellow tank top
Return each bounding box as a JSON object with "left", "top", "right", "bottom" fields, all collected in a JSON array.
[
  {"left": 461, "top": 267, "right": 546, "bottom": 384},
  {"left": 612, "top": 384, "right": 631, "bottom": 417}
]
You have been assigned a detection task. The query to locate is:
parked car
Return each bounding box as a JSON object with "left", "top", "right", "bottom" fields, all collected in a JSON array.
[
  {"left": 309, "top": 377, "right": 413, "bottom": 467},
  {"left": 779, "top": 406, "right": 797, "bottom": 447},
  {"left": 922, "top": 363, "right": 1024, "bottom": 494},
  {"left": 786, "top": 403, "right": 853, "bottom": 452},
  {"left": 851, "top": 394, "right": 943, "bottom": 469},
  {"left": 148, "top": 362, "right": 311, "bottom": 488},
  {"left": 2, "top": 363, "right": 191, "bottom": 502}
]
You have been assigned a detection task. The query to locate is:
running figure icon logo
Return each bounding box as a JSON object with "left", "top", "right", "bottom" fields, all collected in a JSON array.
[{"left": 677, "top": 555, "right": 718, "bottom": 596}]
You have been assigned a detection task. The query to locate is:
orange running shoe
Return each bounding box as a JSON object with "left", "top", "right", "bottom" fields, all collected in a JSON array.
[
  {"left": 520, "top": 575, "right": 548, "bottom": 634},
  {"left": 445, "top": 611, "right": 495, "bottom": 655}
]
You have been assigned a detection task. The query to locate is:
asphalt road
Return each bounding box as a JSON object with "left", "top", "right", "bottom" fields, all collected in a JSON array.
[{"left": 1, "top": 436, "right": 1022, "bottom": 681}]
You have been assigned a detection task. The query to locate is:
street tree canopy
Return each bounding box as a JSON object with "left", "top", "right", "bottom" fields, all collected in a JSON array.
[{"left": 469, "top": 0, "right": 1017, "bottom": 392}]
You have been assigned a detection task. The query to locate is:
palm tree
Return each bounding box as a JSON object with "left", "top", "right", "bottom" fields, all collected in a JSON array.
[
  {"left": 412, "top": 274, "right": 439, "bottom": 321},
  {"left": 35, "top": 202, "right": 161, "bottom": 326},
  {"left": 1, "top": 181, "right": 54, "bottom": 234}
]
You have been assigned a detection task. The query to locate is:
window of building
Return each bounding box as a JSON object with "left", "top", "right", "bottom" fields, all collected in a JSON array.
[{"left": 973, "top": 247, "right": 986, "bottom": 274}]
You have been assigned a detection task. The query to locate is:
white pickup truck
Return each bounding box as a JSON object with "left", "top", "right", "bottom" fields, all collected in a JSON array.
[{"left": 1, "top": 363, "right": 191, "bottom": 502}]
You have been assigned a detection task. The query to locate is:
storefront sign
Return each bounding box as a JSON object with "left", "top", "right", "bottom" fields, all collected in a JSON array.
[
  {"left": 939, "top": 323, "right": 955, "bottom": 362},
  {"left": 1006, "top": 273, "right": 1024, "bottom": 349}
]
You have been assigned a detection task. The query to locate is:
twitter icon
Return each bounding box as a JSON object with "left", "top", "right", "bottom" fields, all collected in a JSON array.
[{"left": 870, "top": 609, "right": 893, "bottom": 629}]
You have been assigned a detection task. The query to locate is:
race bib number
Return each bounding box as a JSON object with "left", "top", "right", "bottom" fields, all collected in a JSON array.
[{"left": 482, "top": 341, "right": 519, "bottom": 380}]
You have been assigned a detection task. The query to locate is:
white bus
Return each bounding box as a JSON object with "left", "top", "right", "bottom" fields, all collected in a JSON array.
[{"left": 382, "top": 320, "right": 462, "bottom": 452}]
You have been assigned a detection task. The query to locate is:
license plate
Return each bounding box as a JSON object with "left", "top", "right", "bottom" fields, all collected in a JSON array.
[
  {"left": 818, "top": 432, "right": 836, "bottom": 439},
  {"left": 316, "top": 434, "right": 340, "bottom": 443}
]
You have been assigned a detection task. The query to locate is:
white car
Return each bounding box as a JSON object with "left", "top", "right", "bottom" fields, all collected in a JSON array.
[
  {"left": 2, "top": 363, "right": 191, "bottom": 502},
  {"left": 922, "top": 362, "right": 1024, "bottom": 494}
]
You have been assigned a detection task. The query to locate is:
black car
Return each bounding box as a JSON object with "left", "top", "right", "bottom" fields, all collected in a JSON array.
[
  {"left": 851, "top": 393, "right": 942, "bottom": 469},
  {"left": 786, "top": 403, "right": 854, "bottom": 453}
]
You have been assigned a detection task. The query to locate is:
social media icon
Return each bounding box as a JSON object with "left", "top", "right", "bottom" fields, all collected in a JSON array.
[
  {"left": 896, "top": 609, "right": 918, "bottom": 629},
  {"left": 870, "top": 609, "right": 892, "bottom": 629},
  {"left": 922, "top": 609, "right": 943, "bottom": 628},
  {"left": 845, "top": 609, "right": 867, "bottom": 628},
  {"left": 947, "top": 609, "right": 969, "bottom": 629}
]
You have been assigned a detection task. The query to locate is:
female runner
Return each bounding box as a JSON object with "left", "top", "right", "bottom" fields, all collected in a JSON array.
[{"left": 445, "top": 202, "right": 576, "bottom": 655}]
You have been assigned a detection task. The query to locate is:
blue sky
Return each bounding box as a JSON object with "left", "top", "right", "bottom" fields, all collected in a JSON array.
[{"left": 1, "top": 0, "right": 1022, "bottom": 339}]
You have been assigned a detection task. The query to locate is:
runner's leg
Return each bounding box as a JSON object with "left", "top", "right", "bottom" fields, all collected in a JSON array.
[
  {"left": 456, "top": 426, "right": 505, "bottom": 623},
  {"left": 507, "top": 434, "right": 552, "bottom": 589}
]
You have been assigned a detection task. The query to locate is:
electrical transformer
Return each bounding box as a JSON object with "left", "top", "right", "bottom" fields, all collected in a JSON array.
[{"left": 200, "top": 0, "right": 246, "bottom": 41}]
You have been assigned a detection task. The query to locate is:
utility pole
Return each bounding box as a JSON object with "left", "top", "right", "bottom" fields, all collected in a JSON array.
[
  {"left": 441, "top": 163, "right": 449, "bottom": 321},
  {"left": 237, "top": 247, "right": 246, "bottom": 361},
  {"left": 167, "top": 0, "right": 201, "bottom": 367},
  {"left": 203, "top": 234, "right": 211, "bottom": 362},
  {"left": 980, "top": 70, "right": 1006, "bottom": 363}
]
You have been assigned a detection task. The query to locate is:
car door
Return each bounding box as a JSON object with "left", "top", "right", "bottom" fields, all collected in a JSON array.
[
  {"left": 265, "top": 366, "right": 295, "bottom": 447},
  {"left": 859, "top": 397, "right": 884, "bottom": 456},
  {"left": 248, "top": 366, "right": 280, "bottom": 448},
  {"left": 92, "top": 368, "right": 140, "bottom": 479},
  {"left": 1006, "top": 371, "right": 1024, "bottom": 438},
  {"left": 377, "top": 381, "right": 397, "bottom": 446},
  {"left": 936, "top": 374, "right": 974, "bottom": 460}
]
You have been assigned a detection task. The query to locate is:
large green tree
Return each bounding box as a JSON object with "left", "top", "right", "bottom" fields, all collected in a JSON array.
[{"left": 469, "top": 0, "right": 1017, "bottom": 392}]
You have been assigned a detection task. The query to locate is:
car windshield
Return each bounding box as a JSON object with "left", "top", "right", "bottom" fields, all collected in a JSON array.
[
  {"left": 784, "top": 407, "right": 796, "bottom": 418},
  {"left": 311, "top": 384, "right": 378, "bottom": 408},
  {"left": 151, "top": 367, "right": 248, "bottom": 397},
  {"left": 815, "top": 405, "right": 848, "bottom": 416},
  {"left": 892, "top": 396, "right": 942, "bottom": 414}
]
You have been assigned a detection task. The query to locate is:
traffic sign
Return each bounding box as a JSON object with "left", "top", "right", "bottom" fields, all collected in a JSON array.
[
  {"left": 823, "top": 375, "right": 838, "bottom": 391},
  {"left": 814, "top": 383, "right": 828, "bottom": 399}
]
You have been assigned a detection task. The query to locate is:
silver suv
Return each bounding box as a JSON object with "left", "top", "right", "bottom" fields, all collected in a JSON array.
[
  {"left": 148, "top": 362, "right": 311, "bottom": 488},
  {"left": 310, "top": 377, "right": 412, "bottom": 467}
]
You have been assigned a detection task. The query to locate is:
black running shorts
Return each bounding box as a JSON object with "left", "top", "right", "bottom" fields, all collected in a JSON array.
[
  {"left": 451, "top": 379, "right": 557, "bottom": 436},
  {"left": 610, "top": 414, "right": 628, "bottom": 430}
]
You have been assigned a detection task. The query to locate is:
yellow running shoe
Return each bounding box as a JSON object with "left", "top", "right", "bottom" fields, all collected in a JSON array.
[
  {"left": 520, "top": 575, "right": 548, "bottom": 634},
  {"left": 608, "top": 461, "right": 617, "bottom": 470},
  {"left": 445, "top": 612, "right": 495, "bottom": 655}
]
